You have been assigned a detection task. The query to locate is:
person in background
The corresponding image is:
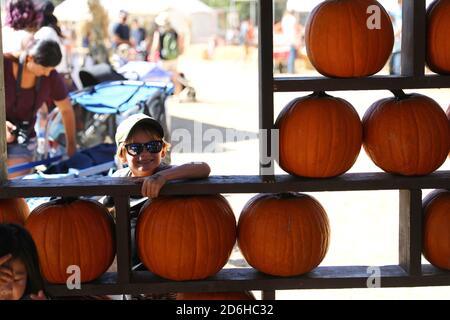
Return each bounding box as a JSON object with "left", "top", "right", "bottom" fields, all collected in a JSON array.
[
  {"left": 33, "top": 1, "right": 77, "bottom": 154},
  {"left": 389, "top": 0, "right": 402, "bottom": 75},
  {"left": 4, "top": 39, "right": 77, "bottom": 178},
  {"left": 281, "top": 9, "right": 301, "bottom": 74},
  {"left": 130, "top": 18, "right": 146, "bottom": 48},
  {"left": 34, "top": 0, "right": 72, "bottom": 83},
  {"left": 111, "top": 10, "right": 131, "bottom": 48},
  {"left": 239, "top": 17, "right": 255, "bottom": 60},
  {"left": 0, "top": 224, "right": 47, "bottom": 300},
  {"left": 2, "top": 0, "right": 42, "bottom": 53},
  {"left": 150, "top": 11, "right": 184, "bottom": 95}
]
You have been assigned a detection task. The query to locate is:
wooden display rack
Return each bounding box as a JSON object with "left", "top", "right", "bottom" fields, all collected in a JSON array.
[{"left": 0, "top": 0, "right": 449, "bottom": 300}]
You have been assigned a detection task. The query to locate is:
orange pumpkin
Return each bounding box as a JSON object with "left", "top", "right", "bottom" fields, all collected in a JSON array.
[
  {"left": 426, "top": 0, "right": 450, "bottom": 74},
  {"left": 0, "top": 198, "right": 30, "bottom": 225},
  {"left": 237, "top": 193, "right": 330, "bottom": 277},
  {"left": 422, "top": 190, "right": 450, "bottom": 270},
  {"left": 363, "top": 90, "right": 450, "bottom": 175},
  {"left": 25, "top": 198, "right": 115, "bottom": 284},
  {"left": 305, "top": 0, "right": 394, "bottom": 77},
  {"left": 275, "top": 92, "right": 362, "bottom": 178},
  {"left": 176, "top": 291, "right": 256, "bottom": 300},
  {"left": 137, "top": 195, "right": 236, "bottom": 281}
]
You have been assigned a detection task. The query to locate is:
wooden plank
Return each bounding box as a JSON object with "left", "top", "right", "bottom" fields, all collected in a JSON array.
[
  {"left": 0, "top": 11, "right": 8, "bottom": 183},
  {"left": 262, "top": 291, "right": 276, "bottom": 300},
  {"left": 114, "top": 196, "right": 132, "bottom": 285},
  {"left": 1, "top": 172, "right": 450, "bottom": 198},
  {"left": 258, "top": 0, "right": 275, "bottom": 178},
  {"left": 401, "top": 0, "right": 426, "bottom": 76},
  {"left": 273, "top": 75, "right": 450, "bottom": 92},
  {"left": 45, "top": 265, "right": 450, "bottom": 296},
  {"left": 399, "top": 189, "right": 423, "bottom": 276}
]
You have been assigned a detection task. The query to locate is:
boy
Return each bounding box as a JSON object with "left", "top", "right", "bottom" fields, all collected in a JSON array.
[
  {"left": 103, "top": 113, "right": 210, "bottom": 270},
  {"left": 113, "top": 113, "right": 210, "bottom": 198}
]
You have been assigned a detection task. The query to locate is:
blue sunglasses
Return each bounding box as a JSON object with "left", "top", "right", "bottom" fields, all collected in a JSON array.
[{"left": 124, "top": 140, "right": 164, "bottom": 156}]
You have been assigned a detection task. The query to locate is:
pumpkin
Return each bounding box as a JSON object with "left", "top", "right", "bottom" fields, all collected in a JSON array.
[
  {"left": 25, "top": 198, "right": 115, "bottom": 284},
  {"left": 362, "top": 90, "right": 450, "bottom": 175},
  {"left": 136, "top": 195, "right": 236, "bottom": 281},
  {"left": 305, "top": 0, "right": 394, "bottom": 77},
  {"left": 0, "top": 198, "right": 30, "bottom": 225},
  {"left": 422, "top": 190, "right": 450, "bottom": 270},
  {"left": 176, "top": 291, "right": 256, "bottom": 300},
  {"left": 426, "top": 0, "right": 450, "bottom": 74},
  {"left": 237, "top": 193, "right": 330, "bottom": 277},
  {"left": 275, "top": 91, "right": 362, "bottom": 178}
]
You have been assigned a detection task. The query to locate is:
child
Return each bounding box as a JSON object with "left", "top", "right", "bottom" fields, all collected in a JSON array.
[
  {"left": 0, "top": 224, "right": 46, "bottom": 300},
  {"left": 103, "top": 113, "right": 210, "bottom": 267},
  {"left": 113, "top": 113, "right": 210, "bottom": 196}
]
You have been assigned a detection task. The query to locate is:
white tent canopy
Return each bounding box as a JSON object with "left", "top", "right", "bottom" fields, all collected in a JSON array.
[
  {"left": 54, "top": 0, "right": 214, "bottom": 22},
  {"left": 54, "top": 0, "right": 217, "bottom": 43}
]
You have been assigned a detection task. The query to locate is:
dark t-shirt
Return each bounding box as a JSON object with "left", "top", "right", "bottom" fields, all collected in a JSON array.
[
  {"left": 113, "top": 23, "right": 130, "bottom": 44},
  {"left": 3, "top": 55, "right": 68, "bottom": 137}
]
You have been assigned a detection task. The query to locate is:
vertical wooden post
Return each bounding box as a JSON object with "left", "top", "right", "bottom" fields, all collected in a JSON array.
[
  {"left": 399, "top": 189, "right": 423, "bottom": 276},
  {"left": 258, "top": 0, "right": 275, "bottom": 179},
  {"left": 114, "top": 196, "right": 132, "bottom": 285},
  {"left": 0, "top": 9, "right": 8, "bottom": 183},
  {"left": 262, "top": 290, "right": 276, "bottom": 300},
  {"left": 401, "top": 0, "right": 426, "bottom": 76}
]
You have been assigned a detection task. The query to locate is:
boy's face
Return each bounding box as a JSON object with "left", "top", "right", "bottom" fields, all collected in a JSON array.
[{"left": 119, "top": 130, "right": 166, "bottom": 177}]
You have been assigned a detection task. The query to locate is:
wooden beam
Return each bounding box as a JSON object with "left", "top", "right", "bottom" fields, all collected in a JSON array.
[
  {"left": 401, "top": 0, "right": 426, "bottom": 76},
  {"left": 1, "top": 172, "right": 449, "bottom": 198},
  {"left": 399, "top": 189, "right": 423, "bottom": 276},
  {"left": 114, "top": 196, "right": 132, "bottom": 285},
  {"left": 0, "top": 7, "right": 8, "bottom": 183},
  {"left": 258, "top": 0, "right": 275, "bottom": 178},
  {"left": 273, "top": 75, "right": 450, "bottom": 92},
  {"left": 44, "top": 265, "right": 450, "bottom": 296}
]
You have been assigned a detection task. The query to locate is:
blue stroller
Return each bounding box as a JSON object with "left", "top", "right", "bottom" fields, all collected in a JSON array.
[
  {"left": 70, "top": 80, "right": 173, "bottom": 149},
  {"left": 44, "top": 79, "right": 173, "bottom": 157}
]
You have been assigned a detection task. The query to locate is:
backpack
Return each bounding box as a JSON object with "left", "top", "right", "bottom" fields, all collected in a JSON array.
[{"left": 160, "top": 30, "right": 179, "bottom": 60}]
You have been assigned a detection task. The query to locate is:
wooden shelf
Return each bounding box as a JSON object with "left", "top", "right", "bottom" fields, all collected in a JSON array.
[
  {"left": 1, "top": 0, "right": 448, "bottom": 300},
  {"left": 273, "top": 75, "right": 450, "bottom": 92},
  {"left": 45, "top": 264, "right": 450, "bottom": 296},
  {"left": 2, "top": 171, "right": 449, "bottom": 198}
]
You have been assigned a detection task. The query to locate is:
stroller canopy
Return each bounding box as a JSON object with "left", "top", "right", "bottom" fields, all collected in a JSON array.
[{"left": 70, "top": 80, "right": 174, "bottom": 114}]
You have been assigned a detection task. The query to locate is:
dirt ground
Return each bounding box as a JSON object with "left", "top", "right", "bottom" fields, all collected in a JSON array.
[{"left": 166, "top": 45, "right": 450, "bottom": 300}]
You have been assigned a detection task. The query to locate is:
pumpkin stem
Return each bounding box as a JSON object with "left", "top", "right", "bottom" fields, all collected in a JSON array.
[
  {"left": 390, "top": 89, "right": 409, "bottom": 100},
  {"left": 277, "top": 192, "right": 298, "bottom": 199},
  {"left": 311, "top": 91, "right": 331, "bottom": 98},
  {"left": 55, "top": 197, "right": 79, "bottom": 205}
]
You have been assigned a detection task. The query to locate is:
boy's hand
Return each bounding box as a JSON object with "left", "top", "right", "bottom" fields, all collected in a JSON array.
[
  {"left": 0, "top": 254, "right": 13, "bottom": 300},
  {"left": 141, "top": 173, "right": 167, "bottom": 198},
  {"left": 30, "top": 290, "right": 47, "bottom": 300}
]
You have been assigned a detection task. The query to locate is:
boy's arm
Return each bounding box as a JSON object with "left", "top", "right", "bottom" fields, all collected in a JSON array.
[{"left": 141, "top": 162, "right": 210, "bottom": 198}]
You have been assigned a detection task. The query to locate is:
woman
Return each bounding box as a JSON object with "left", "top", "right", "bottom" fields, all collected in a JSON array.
[{"left": 4, "top": 39, "right": 77, "bottom": 178}]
